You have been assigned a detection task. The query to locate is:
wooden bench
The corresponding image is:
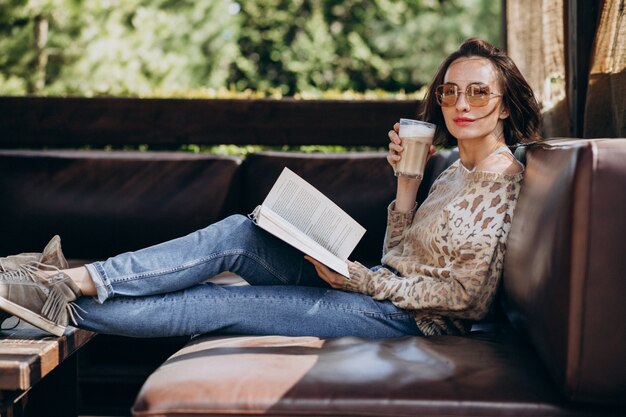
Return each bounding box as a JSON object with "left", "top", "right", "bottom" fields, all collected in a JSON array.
[{"left": 0, "top": 321, "right": 95, "bottom": 417}]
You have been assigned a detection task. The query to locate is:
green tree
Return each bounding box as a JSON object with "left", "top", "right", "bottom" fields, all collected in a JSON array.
[
  {"left": 0, "top": 0, "right": 73, "bottom": 94},
  {"left": 231, "top": 0, "right": 500, "bottom": 95},
  {"left": 0, "top": 0, "right": 239, "bottom": 96},
  {"left": 51, "top": 0, "right": 239, "bottom": 96},
  {"left": 0, "top": 0, "right": 500, "bottom": 96}
]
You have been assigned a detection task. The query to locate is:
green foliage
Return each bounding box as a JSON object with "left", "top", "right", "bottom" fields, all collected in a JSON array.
[
  {"left": 55, "top": 1, "right": 238, "bottom": 96},
  {"left": 232, "top": 0, "right": 500, "bottom": 95},
  {"left": 178, "top": 143, "right": 386, "bottom": 156},
  {"left": 0, "top": 0, "right": 500, "bottom": 96},
  {"left": 0, "top": 0, "right": 239, "bottom": 95}
]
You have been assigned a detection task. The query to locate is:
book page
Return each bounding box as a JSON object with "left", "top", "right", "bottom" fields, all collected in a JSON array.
[
  {"left": 254, "top": 206, "right": 349, "bottom": 276},
  {"left": 262, "top": 168, "right": 366, "bottom": 260}
]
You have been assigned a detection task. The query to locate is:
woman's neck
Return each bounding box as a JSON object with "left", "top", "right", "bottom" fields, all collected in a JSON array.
[{"left": 458, "top": 135, "right": 506, "bottom": 171}]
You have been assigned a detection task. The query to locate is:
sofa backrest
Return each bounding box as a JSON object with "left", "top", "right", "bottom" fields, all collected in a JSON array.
[
  {"left": 0, "top": 148, "right": 458, "bottom": 265},
  {"left": 503, "top": 138, "right": 626, "bottom": 405},
  {"left": 0, "top": 150, "right": 242, "bottom": 259},
  {"left": 241, "top": 151, "right": 394, "bottom": 264}
]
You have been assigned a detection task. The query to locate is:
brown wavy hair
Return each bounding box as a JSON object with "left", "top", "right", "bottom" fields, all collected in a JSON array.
[{"left": 420, "top": 38, "right": 542, "bottom": 147}]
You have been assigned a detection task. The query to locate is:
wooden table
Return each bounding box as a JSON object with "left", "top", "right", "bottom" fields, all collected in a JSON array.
[{"left": 0, "top": 320, "right": 96, "bottom": 417}]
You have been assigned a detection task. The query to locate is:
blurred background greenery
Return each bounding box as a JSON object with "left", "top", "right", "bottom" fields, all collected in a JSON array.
[{"left": 0, "top": 0, "right": 500, "bottom": 98}]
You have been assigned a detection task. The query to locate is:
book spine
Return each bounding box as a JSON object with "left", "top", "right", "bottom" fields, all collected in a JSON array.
[{"left": 248, "top": 205, "right": 261, "bottom": 223}]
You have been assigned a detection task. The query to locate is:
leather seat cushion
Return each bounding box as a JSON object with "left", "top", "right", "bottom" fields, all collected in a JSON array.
[{"left": 132, "top": 331, "right": 612, "bottom": 417}]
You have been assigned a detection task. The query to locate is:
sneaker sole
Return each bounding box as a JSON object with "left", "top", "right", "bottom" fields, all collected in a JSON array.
[{"left": 0, "top": 296, "right": 66, "bottom": 337}]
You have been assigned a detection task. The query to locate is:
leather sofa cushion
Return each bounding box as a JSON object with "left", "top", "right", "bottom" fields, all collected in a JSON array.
[
  {"left": 0, "top": 150, "right": 241, "bottom": 259},
  {"left": 503, "top": 139, "right": 626, "bottom": 405},
  {"left": 133, "top": 332, "right": 622, "bottom": 417}
]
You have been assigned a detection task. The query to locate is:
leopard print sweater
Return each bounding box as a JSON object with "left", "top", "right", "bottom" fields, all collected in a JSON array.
[{"left": 343, "top": 159, "right": 524, "bottom": 336}]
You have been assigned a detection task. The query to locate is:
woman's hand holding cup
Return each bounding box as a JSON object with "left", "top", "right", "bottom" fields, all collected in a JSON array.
[
  {"left": 387, "top": 121, "right": 437, "bottom": 182},
  {"left": 387, "top": 122, "right": 403, "bottom": 167}
]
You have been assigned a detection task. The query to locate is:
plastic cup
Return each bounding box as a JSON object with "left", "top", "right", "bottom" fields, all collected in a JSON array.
[{"left": 394, "top": 118, "right": 436, "bottom": 180}]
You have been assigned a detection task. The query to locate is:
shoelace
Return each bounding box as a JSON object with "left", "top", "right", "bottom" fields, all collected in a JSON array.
[
  {"left": 0, "top": 261, "right": 85, "bottom": 329},
  {"left": 0, "top": 261, "right": 61, "bottom": 285},
  {"left": 67, "top": 303, "right": 87, "bottom": 324},
  {"left": 0, "top": 264, "right": 17, "bottom": 330},
  {"left": 0, "top": 263, "right": 50, "bottom": 331}
]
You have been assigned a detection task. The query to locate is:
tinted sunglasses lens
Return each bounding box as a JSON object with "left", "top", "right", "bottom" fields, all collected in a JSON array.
[
  {"left": 435, "top": 86, "right": 444, "bottom": 105},
  {"left": 467, "top": 83, "right": 491, "bottom": 106},
  {"left": 437, "top": 85, "right": 457, "bottom": 106}
]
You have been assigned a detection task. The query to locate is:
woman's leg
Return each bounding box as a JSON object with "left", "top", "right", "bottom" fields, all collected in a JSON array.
[
  {"left": 75, "top": 283, "right": 422, "bottom": 339},
  {"left": 86, "top": 214, "right": 326, "bottom": 303}
]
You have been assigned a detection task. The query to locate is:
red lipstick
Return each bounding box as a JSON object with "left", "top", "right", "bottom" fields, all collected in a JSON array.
[{"left": 453, "top": 117, "right": 474, "bottom": 126}]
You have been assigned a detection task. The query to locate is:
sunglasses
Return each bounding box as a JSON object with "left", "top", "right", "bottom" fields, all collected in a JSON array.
[{"left": 435, "top": 82, "right": 502, "bottom": 107}]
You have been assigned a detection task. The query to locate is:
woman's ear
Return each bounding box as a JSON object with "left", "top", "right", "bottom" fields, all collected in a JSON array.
[{"left": 499, "top": 106, "right": 509, "bottom": 119}]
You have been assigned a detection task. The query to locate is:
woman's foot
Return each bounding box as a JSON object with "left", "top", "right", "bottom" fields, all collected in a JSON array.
[
  {"left": 0, "top": 235, "right": 69, "bottom": 272},
  {"left": 0, "top": 236, "right": 70, "bottom": 331},
  {"left": 0, "top": 263, "right": 82, "bottom": 336}
]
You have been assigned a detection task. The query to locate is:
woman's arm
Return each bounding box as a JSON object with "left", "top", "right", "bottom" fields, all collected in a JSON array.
[
  {"left": 387, "top": 122, "right": 436, "bottom": 212},
  {"left": 344, "top": 255, "right": 498, "bottom": 321},
  {"left": 394, "top": 178, "right": 421, "bottom": 212},
  {"left": 344, "top": 179, "right": 519, "bottom": 320},
  {"left": 308, "top": 180, "right": 520, "bottom": 322},
  {"left": 306, "top": 236, "right": 501, "bottom": 321},
  {"left": 384, "top": 123, "right": 436, "bottom": 256}
]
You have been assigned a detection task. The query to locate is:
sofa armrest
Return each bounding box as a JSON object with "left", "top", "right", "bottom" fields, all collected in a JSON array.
[{"left": 503, "top": 138, "right": 626, "bottom": 405}]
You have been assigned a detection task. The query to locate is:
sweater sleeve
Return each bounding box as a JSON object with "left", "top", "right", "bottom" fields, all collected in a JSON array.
[
  {"left": 344, "top": 184, "right": 516, "bottom": 321},
  {"left": 382, "top": 200, "right": 417, "bottom": 256}
]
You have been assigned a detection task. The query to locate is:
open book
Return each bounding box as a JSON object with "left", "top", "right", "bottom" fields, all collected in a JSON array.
[{"left": 249, "top": 168, "right": 366, "bottom": 277}]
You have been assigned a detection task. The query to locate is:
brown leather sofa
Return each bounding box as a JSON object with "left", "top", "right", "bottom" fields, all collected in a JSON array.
[{"left": 1, "top": 139, "right": 625, "bottom": 416}]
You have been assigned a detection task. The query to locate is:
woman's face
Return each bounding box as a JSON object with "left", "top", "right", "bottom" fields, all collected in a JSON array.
[{"left": 441, "top": 57, "right": 508, "bottom": 144}]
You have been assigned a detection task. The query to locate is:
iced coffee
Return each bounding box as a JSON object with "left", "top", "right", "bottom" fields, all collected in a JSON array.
[{"left": 394, "top": 118, "right": 435, "bottom": 180}]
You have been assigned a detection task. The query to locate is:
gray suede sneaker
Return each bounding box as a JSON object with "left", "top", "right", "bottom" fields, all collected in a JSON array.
[
  {"left": 0, "top": 236, "right": 69, "bottom": 331},
  {"left": 0, "top": 264, "right": 82, "bottom": 336},
  {"left": 0, "top": 235, "right": 69, "bottom": 272}
]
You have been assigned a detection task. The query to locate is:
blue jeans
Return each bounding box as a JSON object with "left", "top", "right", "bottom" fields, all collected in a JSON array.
[{"left": 75, "top": 215, "right": 422, "bottom": 338}]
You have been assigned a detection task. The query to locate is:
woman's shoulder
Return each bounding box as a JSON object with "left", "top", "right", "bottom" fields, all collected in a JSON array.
[{"left": 474, "top": 151, "right": 524, "bottom": 175}]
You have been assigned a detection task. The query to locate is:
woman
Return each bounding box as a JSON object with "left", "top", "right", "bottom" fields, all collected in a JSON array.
[{"left": 0, "top": 38, "right": 541, "bottom": 338}]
